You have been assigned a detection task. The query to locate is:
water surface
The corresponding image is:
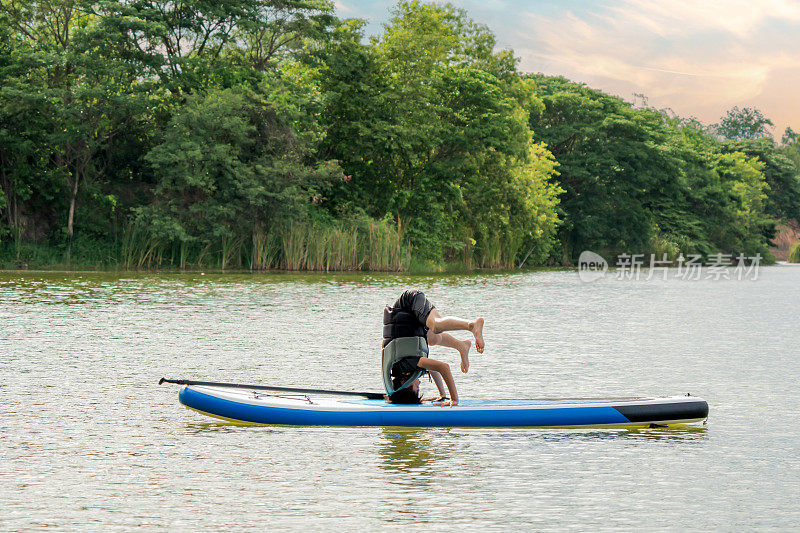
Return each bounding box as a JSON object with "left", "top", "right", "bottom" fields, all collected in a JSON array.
[{"left": 2, "top": 267, "right": 798, "bottom": 530}]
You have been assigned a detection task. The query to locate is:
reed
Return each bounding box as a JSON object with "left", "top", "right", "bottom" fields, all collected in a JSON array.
[
  {"left": 788, "top": 242, "right": 800, "bottom": 263},
  {"left": 250, "top": 230, "right": 280, "bottom": 270},
  {"left": 502, "top": 231, "right": 524, "bottom": 268},
  {"left": 48, "top": 216, "right": 412, "bottom": 272},
  {"left": 220, "top": 235, "right": 245, "bottom": 270},
  {"left": 477, "top": 234, "right": 502, "bottom": 268},
  {"left": 448, "top": 227, "right": 531, "bottom": 270},
  {"left": 276, "top": 217, "right": 410, "bottom": 271},
  {"left": 463, "top": 238, "right": 473, "bottom": 270},
  {"left": 649, "top": 232, "right": 681, "bottom": 261},
  {"left": 120, "top": 223, "right": 162, "bottom": 269}
]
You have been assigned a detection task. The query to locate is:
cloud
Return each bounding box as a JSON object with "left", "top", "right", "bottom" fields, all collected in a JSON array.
[
  {"left": 516, "top": 0, "right": 800, "bottom": 128},
  {"left": 334, "top": 1, "right": 800, "bottom": 131},
  {"left": 334, "top": 1, "right": 353, "bottom": 15},
  {"left": 609, "top": 0, "right": 800, "bottom": 38}
]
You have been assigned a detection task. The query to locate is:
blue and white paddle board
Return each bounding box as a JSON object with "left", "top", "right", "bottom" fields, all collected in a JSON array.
[{"left": 177, "top": 385, "right": 709, "bottom": 428}]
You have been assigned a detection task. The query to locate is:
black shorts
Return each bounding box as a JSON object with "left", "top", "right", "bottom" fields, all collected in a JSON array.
[{"left": 393, "top": 289, "right": 435, "bottom": 327}]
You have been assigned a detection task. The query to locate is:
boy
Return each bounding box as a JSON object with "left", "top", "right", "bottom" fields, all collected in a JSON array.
[{"left": 382, "top": 289, "right": 484, "bottom": 406}]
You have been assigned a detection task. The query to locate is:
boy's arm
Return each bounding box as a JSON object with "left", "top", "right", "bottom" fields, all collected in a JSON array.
[
  {"left": 429, "top": 370, "right": 447, "bottom": 398},
  {"left": 417, "top": 357, "right": 458, "bottom": 406},
  {"left": 421, "top": 370, "right": 447, "bottom": 401}
]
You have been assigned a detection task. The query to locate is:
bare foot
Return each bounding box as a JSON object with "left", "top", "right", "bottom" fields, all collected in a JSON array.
[
  {"left": 470, "top": 317, "right": 485, "bottom": 353},
  {"left": 459, "top": 339, "right": 471, "bottom": 373}
]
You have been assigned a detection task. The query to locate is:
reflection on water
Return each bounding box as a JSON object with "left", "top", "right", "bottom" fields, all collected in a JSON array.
[
  {"left": 184, "top": 422, "right": 258, "bottom": 434},
  {"left": 620, "top": 426, "right": 709, "bottom": 443},
  {"left": 186, "top": 421, "right": 709, "bottom": 445},
  {"left": 450, "top": 426, "right": 709, "bottom": 444},
  {"left": 378, "top": 428, "right": 455, "bottom": 479}
]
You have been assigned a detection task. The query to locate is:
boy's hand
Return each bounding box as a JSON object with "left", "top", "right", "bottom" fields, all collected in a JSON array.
[{"left": 422, "top": 395, "right": 446, "bottom": 403}]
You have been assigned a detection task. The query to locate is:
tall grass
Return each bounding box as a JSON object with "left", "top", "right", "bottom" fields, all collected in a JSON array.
[
  {"left": 277, "top": 218, "right": 409, "bottom": 271},
  {"left": 4, "top": 217, "right": 566, "bottom": 272},
  {"left": 250, "top": 230, "right": 280, "bottom": 270},
  {"left": 649, "top": 233, "right": 682, "bottom": 261},
  {"left": 462, "top": 231, "right": 525, "bottom": 269},
  {"left": 788, "top": 242, "right": 800, "bottom": 263},
  {"left": 120, "top": 223, "right": 162, "bottom": 269},
  {"left": 116, "top": 217, "right": 411, "bottom": 271}
]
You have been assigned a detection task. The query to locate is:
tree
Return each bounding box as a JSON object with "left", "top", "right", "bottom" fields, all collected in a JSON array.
[
  {"left": 138, "top": 85, "right": 342, "bottom": 261},
  {"left": 779, "top": 128, "right": 800, "bottom": 219},
  {"left": 529, "top": 76, "right": 779, "bottom": 261},
  {"left": 89, "top": 0, "right": 336, "bottom": 94},
  {"left": 713, "top": 106, "right": 774, "bottom": 141},
  {"left": 0, "top": 0, "right": 150, "bottom": 260},
  {"left": 720, "top": 139, "right": 800, "bottom": 221},
  {"left": 781, "top": 127, "right": 798, "bottom": 145},
  {"left": 528, "top": 75, "right": 681, "bottom": 261},
  {"left": 318, "top": 1, "right": 561, "bottom": 265}
]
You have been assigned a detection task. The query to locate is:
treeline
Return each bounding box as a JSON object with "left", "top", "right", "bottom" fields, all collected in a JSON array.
[
  {"left": 529, "top": 81, "right": 800, "bottom": 262},
  {"left": 1, "top": 1, "right": 799, "bottom": 270}
]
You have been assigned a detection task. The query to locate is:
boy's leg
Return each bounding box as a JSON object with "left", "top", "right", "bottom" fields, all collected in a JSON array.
[
  {"left": 426, "top": 308, "right": 485, "bottom": 353},
  {"left": 427, "top": 330, "right": 472, "bottom": 373}
]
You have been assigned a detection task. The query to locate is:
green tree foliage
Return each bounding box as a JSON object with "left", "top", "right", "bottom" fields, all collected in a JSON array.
[
  {"left": 713, "top": 106, "right": 774, "bottom": 141},
  {"left": 528, "top": 75, "right": 678, "bottom": 260},
  {"left": 529, "top": 77, "right": 787, "bottom": 261},
  {"left": 779, "top": 129, "right": 800, "bottom": 217},
  {"left": 317, "top": 2, "right": 561, "bottom": 266},
  {"left": 654, "top": 118, "right": 774, "bottom": 257},
  {"left": 1, "top": 1, "right": 797, "bottom": 270},
  {"left": 138, "top": 83, "right": 342, "bottom": 246},
  {"left": 88, "top": 0, "right": 336, "bottom": 93},
  {"left": 719, "top": 138, "right": 800, "bottom": 221},
  {"left": 0, "top": 0, "right": 152, "bottom": 262},
  {"left": 709, "top": 109, "right": 800, "bottom": 222}
]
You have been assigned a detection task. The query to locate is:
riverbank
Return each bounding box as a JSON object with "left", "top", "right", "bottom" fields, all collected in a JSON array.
[
  {"left": 0, "top": 217, "right": 414, "bottom": 272},
  {"left": 4, "top": 238, "right": 787, "bottom": 273},
  {"left": 0, "top": 265, "right": 575, "bottom": 278},
  {"left": 4, "top": 2, "right": 798, "bottom": 279},
  {"left": 1, "top": 222, "right": 558, "bottom": 272}
]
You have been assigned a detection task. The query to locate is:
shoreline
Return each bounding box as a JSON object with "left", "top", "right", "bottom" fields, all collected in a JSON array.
[
  {"left": 3, "top": 263, "right": 797, "bottom": 276},
  {"left": 0, "top": 265, "right": 573, "bottom": 276}
]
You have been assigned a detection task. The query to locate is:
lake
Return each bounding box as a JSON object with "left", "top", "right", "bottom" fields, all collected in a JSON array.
[{"left": 1, "top": 266, "right": 798, "bottom": 530}]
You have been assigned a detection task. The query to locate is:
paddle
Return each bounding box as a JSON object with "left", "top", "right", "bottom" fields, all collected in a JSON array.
[{"left": 158, "top": 378, "right": 386, "bottom": 399}]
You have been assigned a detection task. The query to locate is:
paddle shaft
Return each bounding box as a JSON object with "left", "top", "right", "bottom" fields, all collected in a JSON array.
[{"left": 159, "top": 378, "right": 386, "bottom": 399}]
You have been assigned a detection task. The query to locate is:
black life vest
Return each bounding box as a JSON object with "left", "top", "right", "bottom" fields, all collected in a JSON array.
[
  {"left": 381, "top": 305, "right": 428, "bottom": 395},
  {"left": 382, "top": 306, "right": 427, "bottom": 347}
]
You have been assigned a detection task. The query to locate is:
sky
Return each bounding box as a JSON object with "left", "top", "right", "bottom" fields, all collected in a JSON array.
[{"left": 334, "top": 0, "right": 800, "bottom": 137}]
